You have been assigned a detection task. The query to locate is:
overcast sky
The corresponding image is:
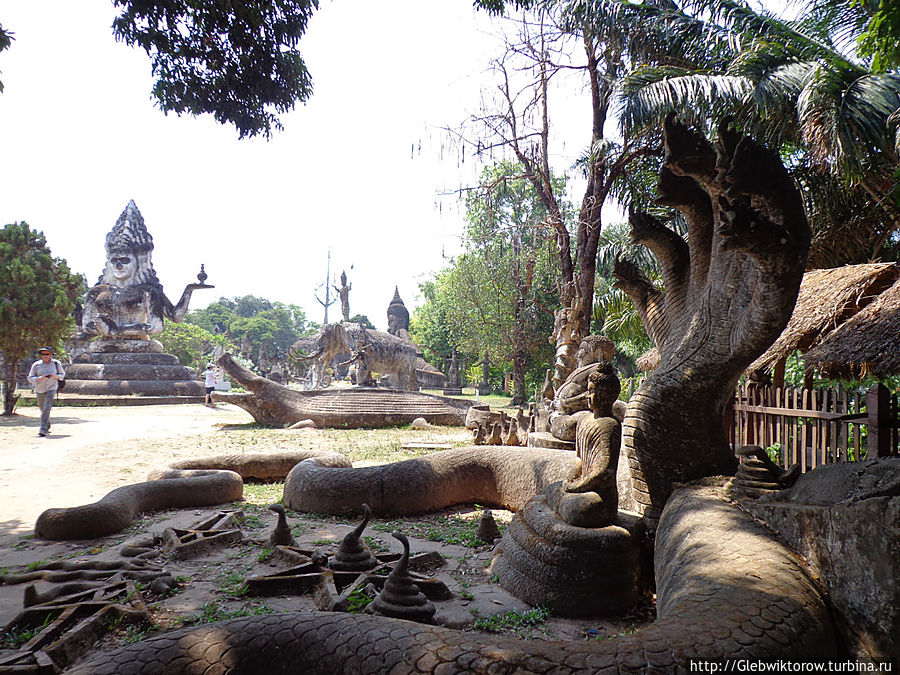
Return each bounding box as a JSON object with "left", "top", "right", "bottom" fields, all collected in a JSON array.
[{"left": 1, "top": 1, "right": 598, "bottom": 330}]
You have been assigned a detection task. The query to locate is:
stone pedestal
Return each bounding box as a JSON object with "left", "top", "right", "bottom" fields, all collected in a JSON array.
[
  {"left": 492, "top": 495, "right": 643, "bottom": 616},
  {"left": 442, "top": 387, "right": 463, "bottom": 396},
  {"left": 63, "top": 339, "right": 204, "bottom": 396},
  {"left": 526, "top": 431, "right": 575, "bottom": 451}
]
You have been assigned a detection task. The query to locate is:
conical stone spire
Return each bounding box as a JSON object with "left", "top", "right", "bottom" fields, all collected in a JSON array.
[{"left": 106, "top": 200, "right": 154, "bottom": 254}]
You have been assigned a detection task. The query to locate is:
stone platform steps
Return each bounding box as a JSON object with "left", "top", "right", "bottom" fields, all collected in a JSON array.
[{"left": 19, "top": 395, "right": 205, "bottom": 407}]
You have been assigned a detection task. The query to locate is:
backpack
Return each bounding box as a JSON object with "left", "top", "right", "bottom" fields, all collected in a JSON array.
[{"left": 55, "top": 361, "right": 66, "bottom": 392}]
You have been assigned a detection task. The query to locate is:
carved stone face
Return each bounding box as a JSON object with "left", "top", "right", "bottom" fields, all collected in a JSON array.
[{"left": 106, "top": 252, "right": 137, "bottom": 287}]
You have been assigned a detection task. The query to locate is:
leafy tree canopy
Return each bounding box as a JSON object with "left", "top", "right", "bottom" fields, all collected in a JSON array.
[
  {"left": 0, "top": 23, "right": 12, "bottom": 93},
  {"left": 111, "top": 0, "right": 318, "bottom": 139},
  {"left": 187, "top": 295, "right": 315, "bottom": 372},
  {"left": 348, "top": 314, "right": 375, "bottom": 330},
  {"left": 0, "top": 222, "right": 85, "bottom": 414},
  {"left": 158, "top": 319, "right": 233, "bottom": 373}
]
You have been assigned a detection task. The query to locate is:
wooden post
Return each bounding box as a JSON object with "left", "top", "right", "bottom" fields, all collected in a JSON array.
[
  {"left": 866, "top": 383, "right": 891, "bottom": 459},
  {"left": 723, "top": 392, "right": 735, "bottom": 450},
  {"left": 772, "top": 357, "right": 786, "bottom": 389}
]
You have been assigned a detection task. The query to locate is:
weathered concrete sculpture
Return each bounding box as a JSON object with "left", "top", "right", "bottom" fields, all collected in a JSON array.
[
  {"left": 386, "top": 288, "right": 447, "bottom": 388},
  {"left": 216, "top": 353, "right": 469, "bottom": 428},
  {"left": 64, "top": 201, "right": 213, "bottom": 396},
  {"left": 386, "top": 286, "right": 411, "bottom": 342},
  {"left": 495, "top": 364, "right": 643, "bottom": 616},
  {"left": 290, "top": 323, "right": 418, "bottom": 390},
  {"left": 370, "top": 531, "right": 436, "bottom": 624},
  {"left": 329, "top": 504, "right": 378, "bottom": 572},
  {"left": 530, "top": 334, "right": 625, "bottom": 450},
  {"left": 546, "top": 364, "right": 621, "bottom": 527},
  {"left": 267, "top": 504, "right": 297, "bottom": 547},
  {"left": 617, "top": 116, "right": 810, "bottom": 527}
]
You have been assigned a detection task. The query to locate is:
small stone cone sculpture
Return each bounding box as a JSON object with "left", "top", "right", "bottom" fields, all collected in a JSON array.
[
  {"left": 502, "top": 419, "right": 521, "bottom": 446},
  {"left": 371, "top": 531, "right": 436, "bottom": 624},
  {"left": 267, "top": 504, "right": 296, "bottom": 547},
  {"left": 486, "top": 423, "right": 503, "bottom": 446},
  {"left": 725, "top": 446, "right": 800, "bottom": 500},
  {"left": 473, "top": 424, "right": 487, "bottom": 445},
  {"left": 329, "top": 503, "right": 378, "bottom": 572},
  {"left": 476, "top": 509, "right": 501, "bottom": 544}
]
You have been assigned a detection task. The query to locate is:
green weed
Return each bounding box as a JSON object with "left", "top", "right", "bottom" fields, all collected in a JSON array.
[
  {"left": 257, "top": 547, "right": 274, "bottom": 563},
  {"left": 471, "top": 607, "right": 550, "bottom": 634},
  {"left": 0, "top": 616, "right": 53, "bottom": 649},
  {"left": 178, "top": 602, "right": 274, "bottom": 626},
  {"left": 363, "top": 536, "right": 389, "bottom": 553},
  {"left": 217, "top": 571, "right": 247, "bottom": 597},
  {"left": 346, "top": 586, "right": 374, "bottom": 613}
]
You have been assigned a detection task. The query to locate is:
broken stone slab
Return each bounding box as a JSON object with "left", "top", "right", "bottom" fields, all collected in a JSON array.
[
  {"left": 2, "top": 579, "right": 149, "bottom": 672},
  {"left": 160, "top": 510, "right": 243, "bottom": 560}
]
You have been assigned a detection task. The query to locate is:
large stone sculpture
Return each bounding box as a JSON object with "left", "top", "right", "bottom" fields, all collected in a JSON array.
[
  {"left": 530, "top": 334, "right": 624, "bottom": 449},
  {"left": 291, "top": 323, "right": 419, "bottom": 390},
  {"left": 546, "top": 364, "right": 621, "bottom": 527},
  {"left": 386, "top": 287, "right": 446, "bottom": 388},
  {"left": 617, "top": 116, "right": 810, "bottom": 528},
  {"left": 494, "top": 363, "right": 643, "bottom": 616},
  {"left": 80, "top": 201, "right": 209, "bottom": 339},
  {"left": 68, "top": 485, "right": 839, "bottom": 673},
  {"left": 64, "top": 201, "right": 213, "bottom": 396}
]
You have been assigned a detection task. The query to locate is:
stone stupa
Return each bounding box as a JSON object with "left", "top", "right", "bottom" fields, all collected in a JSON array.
[{"left": 64, "top": 201, "right": 213, "bottom": 396}]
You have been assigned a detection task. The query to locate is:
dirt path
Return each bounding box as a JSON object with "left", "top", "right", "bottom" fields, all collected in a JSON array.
[{"left": 0, "top": 403, "right": 253, "bottom": 544}]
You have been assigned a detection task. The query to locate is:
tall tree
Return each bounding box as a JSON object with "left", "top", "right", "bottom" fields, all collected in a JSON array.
[
  {"left": 617, "top": 0, "right": 900, "bottom": 265},
  {"left": 457, "top": 3, "right": 658, "bottom": 397},
  {"left": 0, "top": 223, "right": 85, "bottom": 414}
]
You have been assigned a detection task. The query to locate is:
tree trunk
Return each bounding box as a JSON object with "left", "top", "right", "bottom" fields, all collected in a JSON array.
[
  {"left": 511, "top": 343, "right": 527, "bottom": 407},
  {"left": 617, "top": 116, "right": 810, "bottom": 528},
  {"left": 2, "top": 359, "right": 19, "bottom": 416}
]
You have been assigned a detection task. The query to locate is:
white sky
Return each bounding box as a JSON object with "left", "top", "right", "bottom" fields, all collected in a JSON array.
[{"left": 0, "top": 1, "right": 607, "bottom": 330}]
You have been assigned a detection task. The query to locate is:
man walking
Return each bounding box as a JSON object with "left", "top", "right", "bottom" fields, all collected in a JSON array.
[{"left": 28, "top": 347, "right": 65, "bottom": 437}]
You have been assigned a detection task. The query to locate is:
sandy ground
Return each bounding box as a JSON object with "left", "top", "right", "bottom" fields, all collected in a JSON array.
[{"left": 0, "top": 402, "right": 255, "bottom": 545}]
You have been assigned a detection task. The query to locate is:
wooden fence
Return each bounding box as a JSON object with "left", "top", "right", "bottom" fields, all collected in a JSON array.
[{"left": 729, "top": 383, "right": 898, "bottom": 471}]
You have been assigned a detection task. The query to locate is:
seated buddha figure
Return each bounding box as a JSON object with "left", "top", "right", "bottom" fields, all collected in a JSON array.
[{"left": 546, "top": 363, "right": 622, "bottom": 527}]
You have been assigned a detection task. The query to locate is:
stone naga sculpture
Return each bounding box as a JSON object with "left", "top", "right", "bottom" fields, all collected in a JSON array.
[
  {"left": 290, "top": 323, "right": 418, "bottom": 391},
  {"left": 80, "top": 201, "right": 211, "bottom": 339}
]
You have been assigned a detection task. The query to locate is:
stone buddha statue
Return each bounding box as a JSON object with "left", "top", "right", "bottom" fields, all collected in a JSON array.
[
  {"left": 386, "top": 286, "right": 412, "bottom": 342},
  {"left": 546, "top": 364, "right": 621, "bottom": 527},
  {"left": 548, "top": 334, "right": 616, "bottom": 441},
  {"left": 81, "top": 201, "right": 210, "bottom": 340}
]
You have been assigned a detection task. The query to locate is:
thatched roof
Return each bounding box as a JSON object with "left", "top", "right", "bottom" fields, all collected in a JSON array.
[
  {"left": 805, "top": 276, "right": 900, "bottom": 378},
  {"left": 748, "top": 263, "right": 900, "bottom": 373}
]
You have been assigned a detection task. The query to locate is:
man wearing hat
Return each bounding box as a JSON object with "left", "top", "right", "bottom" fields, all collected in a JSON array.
[{"left": 27, "top": 347, "right": 65, "bottom": 437}]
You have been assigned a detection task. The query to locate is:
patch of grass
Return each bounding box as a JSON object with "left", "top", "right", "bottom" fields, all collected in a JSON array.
[
  {"left": 217, "top": 571, "right": 247, "bottom": 597},
  {"left": 25, "top": 559, "right": 51, "bottom": 571},
  {"left": 119, "top": 623, "right": 158, "bottom": 645},
  {"left": 257, "top": 547, "right": 274, "bottom": 563},
  {"left": 370, "top": 514, "right": 493, "bottom": 548},
  {"left": 471, "top": 607, "right": 550, "bottom": 634},
  {"left": 242, "top": 482, "right": 284, "bottom": 506},
  {"left": 240, "top": 513, "right": 264, "bottom": 530},
  {"left": 311, "top": 538, "right": 338, "bottom": 546},
  {"left": 363, "top": 536, "right": 389, "bottom": 553},
  {"left": 346, "top": 586, "right": 374, "bottom": 613}
]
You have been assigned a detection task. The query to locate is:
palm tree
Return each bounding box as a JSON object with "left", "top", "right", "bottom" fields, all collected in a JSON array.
[{"left": 609, "top": 0, "right": 900, "bottom": 266}]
